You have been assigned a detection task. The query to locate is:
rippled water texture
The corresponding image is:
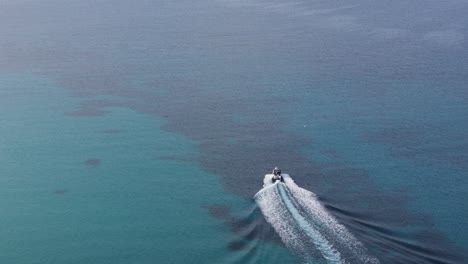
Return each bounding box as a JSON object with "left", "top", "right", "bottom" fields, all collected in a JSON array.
[{"left": 1, "top": 0, "right": 467, "bottom": 263}]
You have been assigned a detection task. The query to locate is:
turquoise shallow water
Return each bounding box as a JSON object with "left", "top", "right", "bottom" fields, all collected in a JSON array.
[
  {"left": 1, "top": 0, "right": 468, "bottom": 263},
  {"left": 0, "top": 74, "right": 298, "bottom": 263}
]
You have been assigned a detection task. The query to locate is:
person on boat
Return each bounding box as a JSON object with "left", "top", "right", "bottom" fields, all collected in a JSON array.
[{"left": 272, "top": 167, "right": 283, "bottom": 182}]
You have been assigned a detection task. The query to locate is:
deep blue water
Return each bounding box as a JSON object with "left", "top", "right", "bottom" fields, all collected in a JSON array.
[{"left": 1, "top": 0, "right": 467, "bottom": 263}]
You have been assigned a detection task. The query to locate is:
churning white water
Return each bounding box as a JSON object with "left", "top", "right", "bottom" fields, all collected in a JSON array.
[{"left": 254, "top": 174, "right": 379, "bottom": 264}]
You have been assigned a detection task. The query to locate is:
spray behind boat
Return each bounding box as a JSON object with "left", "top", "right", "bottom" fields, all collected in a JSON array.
[{"left": 255, "top": 168, "right": 380, "bottom": 264}]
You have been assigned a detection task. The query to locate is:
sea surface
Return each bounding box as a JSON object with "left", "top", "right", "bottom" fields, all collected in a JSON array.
[{"left": 1, "top": 0, "right": 467, "bottom": 263}]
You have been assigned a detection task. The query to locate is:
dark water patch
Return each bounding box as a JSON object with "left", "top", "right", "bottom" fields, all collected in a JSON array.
[
  {"left": 84, "top": 159, "right": 101, "bottom": 167},
  {"left": 206, "top": 205, "right": 283, "bottom": 249},
  {"left": 342, "top": 212, "right": 462, "bottom": 263},
  {"left": 65, "top": 107, "right": 111, "bottom": 117},
  {"left": 365, "top": 126, "right": 468, "bottom": 170},
  {"left": 228, "top": 240, "right": 249, "bottom": 252},
  {"left": 65, "top": 100, "right": 135, "bottom": 117},
  {"left": 100, "top": 129, "right": 122, "bottom": 134},
  {"left": 365, "top": 127, "right": 423, "bottom": 149},
  {"left": 317, "top": 166, "right": 466, "bottom": 263},
  {"left": 321, "top": 148, "right": 343, "bottom": 160},
  {"left": 53, "top": 189, "right": 68, "bottom": 195}
]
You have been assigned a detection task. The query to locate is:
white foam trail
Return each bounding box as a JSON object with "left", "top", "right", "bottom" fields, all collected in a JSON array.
[
  {"left": 278, "top": 183, "right": 343, "bottom": 264},
  {"left": 255, "top": 176, "right": 379, "bottom": 264}
]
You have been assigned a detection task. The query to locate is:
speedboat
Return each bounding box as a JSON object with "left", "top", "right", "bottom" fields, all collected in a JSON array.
[
  {"left": 254, "top": 168, "right": 293, "bottom": 197},
  {"left": 262, "top": 167, "right": 291, "bottom": 188}
]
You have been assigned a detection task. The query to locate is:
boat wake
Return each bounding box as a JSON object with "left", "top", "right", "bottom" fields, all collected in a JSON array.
[{"left": 254, "top": 174, "right": 379, "bottom": 264}]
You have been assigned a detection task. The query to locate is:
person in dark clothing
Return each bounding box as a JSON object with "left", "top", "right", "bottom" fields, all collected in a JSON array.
[{"left": 272, "top": 167, "right": 283, "bottom": 182}]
